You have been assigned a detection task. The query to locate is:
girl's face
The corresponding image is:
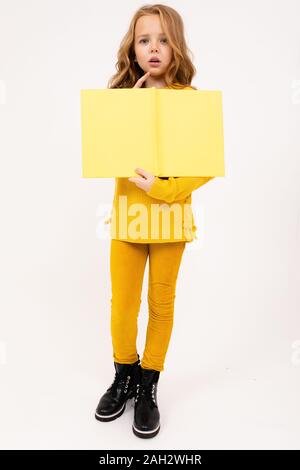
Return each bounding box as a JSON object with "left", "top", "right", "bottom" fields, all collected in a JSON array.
[{"left": 134, "top": 14, "right": 173, "bottom": 84}]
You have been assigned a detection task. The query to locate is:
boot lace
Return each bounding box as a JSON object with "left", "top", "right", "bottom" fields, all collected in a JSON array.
[
  {"left": 135, "top": 381, "right": 157, "bottom": 408},
  {"left": 107, "top": 372, "right": 131, "bottom": 395}
]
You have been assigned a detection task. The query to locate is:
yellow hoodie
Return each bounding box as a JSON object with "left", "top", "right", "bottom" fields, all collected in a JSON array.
[{"left": 104, "top": 83, "right": 215, "bottom": 243}]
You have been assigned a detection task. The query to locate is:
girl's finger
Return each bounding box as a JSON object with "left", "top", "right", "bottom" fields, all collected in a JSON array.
[
  {"left": 128, "top": 177, "right": 142, "bottom": 184},
  {"left": 135, "top": 168, "right": 151, "bottom": 179},
  {"left": 133, "top": 71, "right": 151, "bottom": 88}
]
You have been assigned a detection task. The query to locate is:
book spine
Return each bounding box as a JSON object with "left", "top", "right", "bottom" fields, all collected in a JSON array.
[{"left": 152, "top": 88, "right": 159, "bottom": 175}]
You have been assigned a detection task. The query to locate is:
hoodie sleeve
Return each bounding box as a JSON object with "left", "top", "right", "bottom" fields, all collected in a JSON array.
[{"left": 146, "top": 176, "right": 215, "bottom": 203}]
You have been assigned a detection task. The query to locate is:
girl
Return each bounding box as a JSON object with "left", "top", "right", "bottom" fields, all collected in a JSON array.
[{"left": 95, "top": 4, "right": 214, "bottom": 439}]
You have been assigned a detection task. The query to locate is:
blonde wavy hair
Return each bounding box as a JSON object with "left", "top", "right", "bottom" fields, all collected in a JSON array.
[{"left": 107, "top": 3, "right": 197, "bottom": 89}]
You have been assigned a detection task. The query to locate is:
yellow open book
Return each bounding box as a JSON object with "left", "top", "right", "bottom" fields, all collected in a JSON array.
[{"left": 80, "top": 88, "right": 225, "bottom": 177}]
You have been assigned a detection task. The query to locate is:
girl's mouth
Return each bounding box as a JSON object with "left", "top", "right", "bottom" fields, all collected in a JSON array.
[{"left": 149, "top": 62, "right": 161, "bottom": 67}]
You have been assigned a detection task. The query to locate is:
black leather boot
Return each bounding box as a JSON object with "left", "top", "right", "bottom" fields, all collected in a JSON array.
[
  {"left": 95, "top": 356, "right": 140, "bottom": 422},
  {"left": 132, "top": 364, "right": 161, "bottom": 438}
]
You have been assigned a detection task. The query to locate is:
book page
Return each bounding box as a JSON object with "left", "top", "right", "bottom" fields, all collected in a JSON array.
[
  {"left": 81, "top": 89, "right": 156, "bottom": 177},
  {"left": 157, "top": 89, "right": 224, "bottom": 176}
]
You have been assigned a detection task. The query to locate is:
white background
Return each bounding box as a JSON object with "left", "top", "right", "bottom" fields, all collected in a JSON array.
[{"left": 0, "top": 0, "right": 299, "bottom": 450}]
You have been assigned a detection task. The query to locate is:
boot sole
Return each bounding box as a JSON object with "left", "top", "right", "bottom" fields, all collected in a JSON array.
[
  {"left": 95, "top": 391, "right": 134, "bottom": 422},
  {"left": 132, "top": 422, "right": 160, "bottom": 438}
]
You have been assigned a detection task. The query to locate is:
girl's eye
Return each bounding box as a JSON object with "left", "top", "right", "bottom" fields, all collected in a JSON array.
[{"left": 139, "top": 38, "right": 168, "bottom": 44}]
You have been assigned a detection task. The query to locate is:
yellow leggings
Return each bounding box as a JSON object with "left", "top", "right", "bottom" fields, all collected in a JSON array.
[{"left": 110, "top": 239, "right": 186, "bottom": 372}]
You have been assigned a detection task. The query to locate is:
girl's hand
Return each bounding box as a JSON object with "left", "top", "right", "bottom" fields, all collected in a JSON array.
[
  {"left": 133, "top": 71, "right": 151, "bottom": 88},
  {"left": 128, "top": 168, "right": 155, "bottom": 192}
]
